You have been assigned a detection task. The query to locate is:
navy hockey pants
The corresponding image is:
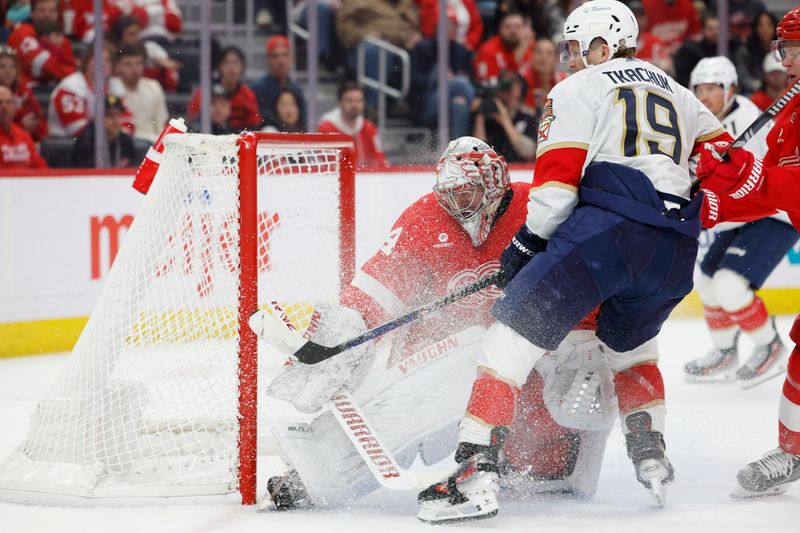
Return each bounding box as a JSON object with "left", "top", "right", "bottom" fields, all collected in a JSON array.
[{"left": 493, "top": 205, "right": 698, "bottom": 353}]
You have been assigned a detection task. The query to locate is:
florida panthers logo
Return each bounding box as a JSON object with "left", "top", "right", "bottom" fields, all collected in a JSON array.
[{"left": 447, "top": 261, "right": 503, "bottom": 308}]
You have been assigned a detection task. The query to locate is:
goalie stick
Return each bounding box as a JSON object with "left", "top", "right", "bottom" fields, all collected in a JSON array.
[{"left": 249, "top": 271, "right": 502, "bottom": 365}]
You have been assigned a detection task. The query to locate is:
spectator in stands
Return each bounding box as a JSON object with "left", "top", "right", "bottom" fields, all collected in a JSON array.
[
  {"left": 673, "top": 15, "right": 719, "bottom": 88},
  {"left": 336, "top": 0, "right": 421, "bottom": 109},
  {"left": 64, "top": 0, "right": 126, "bottom": 42},
  {"left": 251, "top": 35, "right": 306, "bottom": 128},
  {"left": 5, "top": 0, "right": 31, "bottom": 25},
  {"left": 111, "top": 15, "right": 180, "bottom": 93},
  {"left": 417, "top": 0, "right": 483, "bottom": 51},
  {"left": 188, "top": 45, "right": 261, "bottom": 133},
  {"left": 407, "top": 13, "right": 474, "bottom": 138},
  {"left": 48, "top": 41, "right": 131, "bottom": 137},
  {"left": 189, "top": 83, "right": 237, "bottom": 136},
  {"left": 495, "top": 0, "right": 562, "bottom": 41},
  {"left": 709, "top": 0, "right": 767, "bottom": 42},
  {"left": 262, "top": 89, "right": 305, "bottom": 134},
  {"left": 71, "top": 94, "right": 138, "bottom": 167},
  {"left": 629, "top": 0, "right": 673, "bottom": 75},
  {"left": 8, "top": 0, "right": 76, "bottom": 85},
  {"left": 520, "top": 36, "right": 567, "bottom": 114},
  {"left": 132, "top": 0, "right": 182, "bottom": 45},
  {"left": 0, "top": 45, "right": 46, "bottom": 141},
  {"left": 734, "top": 10, "right": 778, "bottom": 95},
  {"left": 751, "top": 53, "right": 789, "bottom": 111},
  {"left": 295, "top": 0, "right": 343, "bottom": 70},
  {"left": 112, "top": 44, "right": 167, "bottom": 142},
  {"left": 319, "top": 81, "right": 387, "bottom": 169},
  {"left": 641, "top": 0, "right": 701, "bottom": 54},
  {"left": 473, "top": 69, "right": 536, "bottom": 163},
  {"left": 0, "top": 85, "right": 47, "bottom": 168},
  {"left": 473, "top": 9, "right": 532, "bottom": 83}
]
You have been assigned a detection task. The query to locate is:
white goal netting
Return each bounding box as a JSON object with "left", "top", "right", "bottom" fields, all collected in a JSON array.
[{"left": 0, "top": 133, "right": 355, "bottom": 504}]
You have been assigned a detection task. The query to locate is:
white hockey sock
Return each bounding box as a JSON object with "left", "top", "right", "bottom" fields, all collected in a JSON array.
[
  {"left": 458, "top": 416, "right": 493, "bottom": 446},
  {"left": 745, "top": 319, "right": 778, "bottom": 347},
  {"left": 710, "top": 326, "right": 738, "bottom": 350}
]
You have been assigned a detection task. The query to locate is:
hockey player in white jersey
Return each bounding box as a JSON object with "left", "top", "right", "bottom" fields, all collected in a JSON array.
[
  {"left": 251, "top": 138, "right": 618, "bottom": 512},
  {"left": 683, "top": 56, "right": 799, "bottom": 387},
  {"left": 416, "top": 0, "right": 731, "bottom": 523}
]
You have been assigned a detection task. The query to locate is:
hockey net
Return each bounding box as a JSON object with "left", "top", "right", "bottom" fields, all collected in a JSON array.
[{"left": 0, "top": 132, "right": 356, "bottom": 505}]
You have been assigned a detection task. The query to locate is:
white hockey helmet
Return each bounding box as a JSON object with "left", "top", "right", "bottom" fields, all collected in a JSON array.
[
  {"left": 559, "top": 0, "right": 639, "bottom": 68},
  {"left": 434, "top": 136, "right": 510, "bottom": 247},
  {"left": 690, "top": 56, "right": 738, "bottom": 113},
  {"left": 763, "top": 52, "right": 787, "bottom": 74}
]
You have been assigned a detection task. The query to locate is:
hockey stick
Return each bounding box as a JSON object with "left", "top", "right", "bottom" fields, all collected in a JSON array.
[{"left": 249, "top": 271, "right": 503, "bottom": 365}]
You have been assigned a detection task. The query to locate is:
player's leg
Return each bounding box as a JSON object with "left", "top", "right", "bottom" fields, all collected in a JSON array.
[
  {"left": 418, "top": 208, "right": 634, "bottom": 522},
  {"left": 710, "top": 219, "right": 799, "bottom": 387},
  {"left": 733, "top": 315, "right": 800, "bottom": 498},
  {"left": 606, "top": 339, "right": 673, "bottom": 501},
  {"left": 684, "top": 229, "right": 741, "bottom": 382}
]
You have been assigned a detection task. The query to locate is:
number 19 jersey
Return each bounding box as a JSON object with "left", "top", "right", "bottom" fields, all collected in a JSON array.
[{"left": 529, "top": 57, "right": 728, "bottom": 239}]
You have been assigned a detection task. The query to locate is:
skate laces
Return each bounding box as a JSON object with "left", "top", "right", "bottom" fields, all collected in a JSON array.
[{"left": 755, "top": 449, "right": 796, "bottom": 479}]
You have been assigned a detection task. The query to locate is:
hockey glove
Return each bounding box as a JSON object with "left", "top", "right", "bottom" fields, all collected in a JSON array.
[
  {"left": 696, "top": 141, "right": 765, "bottom": 201},
  {"left": 497, "top": 224, "right": 547, "bottom": 289}
]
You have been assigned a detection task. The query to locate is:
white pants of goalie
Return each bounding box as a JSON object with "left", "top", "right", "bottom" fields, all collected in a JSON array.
[{"left": 269, "top": 328, "right": 617, "bottom": 506}]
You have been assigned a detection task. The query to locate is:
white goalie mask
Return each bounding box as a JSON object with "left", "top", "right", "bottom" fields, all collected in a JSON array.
[
  {"left": 433, "top": 136, "right": 510, "bottom": 247},
  {"left": 559, "top": 0, "right": 638, "bottom": 68},
  {"left": 690, "top": 56, "right": 738, "bottom": 115}
]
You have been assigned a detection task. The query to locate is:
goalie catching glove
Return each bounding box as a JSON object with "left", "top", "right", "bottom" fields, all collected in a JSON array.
[
  {"left": 496, "top": 224, "right": 548, "bottom": 289},
  {"left": 249, "top": 302, "right": 375, "bottom": 413}
]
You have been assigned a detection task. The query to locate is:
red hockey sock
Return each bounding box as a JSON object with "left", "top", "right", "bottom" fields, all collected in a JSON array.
[
  {"left": 613, "top": 362, "right": 665, "bottom": 417},
  {"left": 728, "top": 296, "right": 769, "bottom": 332},
  {"left": 779, "top": 346, "right": 800, "bottom": 455},
  {"left": 704, "top": 305, "right": 736, "bottom": 330},
  {"left": 465, "top": 371, "right": 519, "bottom": 427}
]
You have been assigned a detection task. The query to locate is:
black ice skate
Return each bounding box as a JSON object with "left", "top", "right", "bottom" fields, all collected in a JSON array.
[
  {"left": 625, "top": 412, "right": 674, "bottom": 506},
  {"left": 683, "top": 345, "right": 739, "bottom": 383},
  {"left": 732, "top": 448, "right": 800, "bottom": 499},
  {"left": 737, "top": 334, "right": 787, "bottom": 389},
  {"left": 257, "top": 469, "right": 313, "bottom": 512},
  {"left": 417, "top": 427, "right": 507, "bottom": 524}
]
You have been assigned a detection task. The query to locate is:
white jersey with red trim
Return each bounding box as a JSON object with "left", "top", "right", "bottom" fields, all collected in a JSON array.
[
  {"left": 529, "top": 57, "right": 726, "bottom": 239},
  {"left": 48, "top": 72, "right": 127, "bottom": 137}
]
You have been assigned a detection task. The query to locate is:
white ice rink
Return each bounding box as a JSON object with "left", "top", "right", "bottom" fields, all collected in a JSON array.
[{"left": 1, "top": 316, "right": 797, "bottom": 533}]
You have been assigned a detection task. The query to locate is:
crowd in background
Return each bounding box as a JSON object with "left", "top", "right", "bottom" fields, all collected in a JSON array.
[{"left": 0, "top": 0, "right": 792, "bottom": 170}]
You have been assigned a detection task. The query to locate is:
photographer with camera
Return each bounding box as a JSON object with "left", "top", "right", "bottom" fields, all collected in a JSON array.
[{"left": 473, "top": 69, "right": 537, "bottom": 162}]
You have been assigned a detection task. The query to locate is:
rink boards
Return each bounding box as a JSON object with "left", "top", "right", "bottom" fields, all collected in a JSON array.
[{"left": 1, "top": 167, "right": 798, "bottom": 357}]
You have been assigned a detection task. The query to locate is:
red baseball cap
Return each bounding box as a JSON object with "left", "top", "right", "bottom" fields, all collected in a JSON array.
[{"left": 266, "top": 35, "right": 290, "bottom": 54}]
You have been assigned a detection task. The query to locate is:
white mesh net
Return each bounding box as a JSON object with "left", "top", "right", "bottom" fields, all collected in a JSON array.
[{"left": 0, "top": 133, "right": 353, "bottom": 504}]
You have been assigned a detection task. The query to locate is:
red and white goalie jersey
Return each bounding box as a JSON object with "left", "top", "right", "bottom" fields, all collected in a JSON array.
[
  {"left": 530, "top": 57, "right": 728, "bottom": 240},
  {"left": 340, "top": 181, "right": 530, "bottom": 363}
]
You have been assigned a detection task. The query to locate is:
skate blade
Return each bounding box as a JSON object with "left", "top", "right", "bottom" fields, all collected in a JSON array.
[
  {"left": 730, "top": 484, "right": 789, "bottom": 499},
  {"left": 648, "top": 480, "right": 666, "bottom": 507},
  {"left": 739, "top": 363, "right": 788, "bottom": 390},
  {"left": 417, "top": 493, "right": 499, "bottom": 524}
]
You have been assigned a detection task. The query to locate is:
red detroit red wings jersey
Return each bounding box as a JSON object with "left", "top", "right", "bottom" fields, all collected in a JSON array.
[{"left": 341, "top": 181, "right": 530, "bottom": 359}]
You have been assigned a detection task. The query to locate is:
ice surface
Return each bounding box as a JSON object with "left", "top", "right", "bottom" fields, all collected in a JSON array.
[{"left": 1, "top": 317, "right": 797, "bottom": 532}]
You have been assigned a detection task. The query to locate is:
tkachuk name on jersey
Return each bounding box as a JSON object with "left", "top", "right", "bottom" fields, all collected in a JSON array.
[{"left": 602, "top": 67, "right": 673, "bottom": 94}]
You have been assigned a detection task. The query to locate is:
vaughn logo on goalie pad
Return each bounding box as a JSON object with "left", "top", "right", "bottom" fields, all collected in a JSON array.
[{"left": 331, "top": 394, "right": 401, "bottom": 479}]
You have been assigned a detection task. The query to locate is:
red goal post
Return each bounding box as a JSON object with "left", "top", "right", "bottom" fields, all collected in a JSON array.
[
  {"left": 0, "top": 132, "right": 357, "bottom": 506},
  {"left": 237, "top": 132, "right": 356, "bottom": 504}
]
